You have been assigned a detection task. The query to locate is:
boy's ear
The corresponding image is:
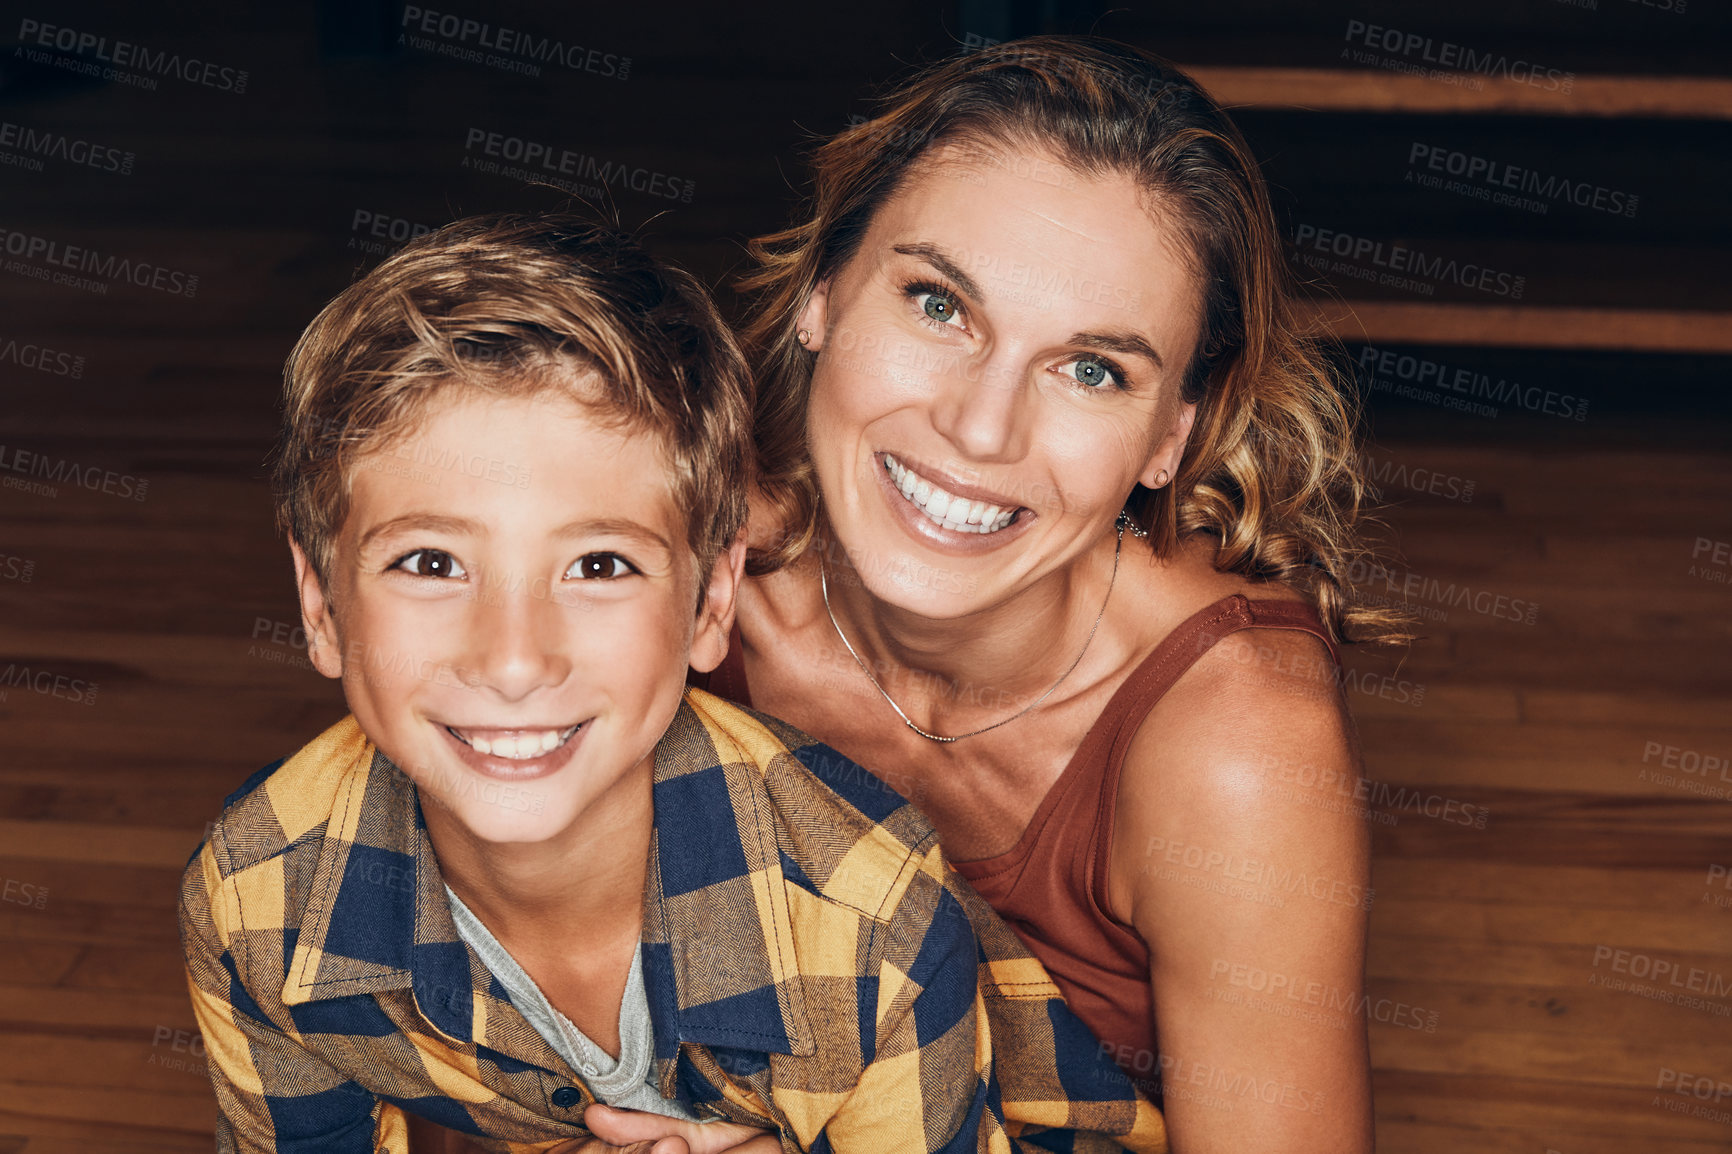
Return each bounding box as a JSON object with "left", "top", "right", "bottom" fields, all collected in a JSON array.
[
  {"left": 795, "top": 279, "right": 831, "bottom": 353},
  {"left": 289, "top": 539, "right": 345, "bottom": 680},
  {"left": 689, "top": 535, "right": 749, "bottom": 675}
]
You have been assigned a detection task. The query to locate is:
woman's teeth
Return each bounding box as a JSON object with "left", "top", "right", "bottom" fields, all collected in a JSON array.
[
  {"left": 884, "top": 455, "right": 1016, "bottom": 534},
  {"left": 448, "top": 725, "right": 580, "bottom": 760}
]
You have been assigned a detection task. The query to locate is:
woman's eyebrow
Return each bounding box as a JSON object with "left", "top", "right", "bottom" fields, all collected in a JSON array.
[
  {"left": 892, "top": 242, "right": 985, "bottom": 302},
  {"left": 1068, "top": 329, "right": 1164, "bottom": 370},
  {"left": 894, "top": 241, "right": 1164, "bottom": 369}
]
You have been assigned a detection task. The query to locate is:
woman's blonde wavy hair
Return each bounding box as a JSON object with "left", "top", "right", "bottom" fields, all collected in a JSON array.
[{"left": 738, "top": 35, "right": 1408, "bottom": 645}]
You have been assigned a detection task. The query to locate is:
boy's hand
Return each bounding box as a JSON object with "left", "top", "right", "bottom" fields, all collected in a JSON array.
[{"left": 570, "top": 1104, "right": 780, "bottom": 1154}]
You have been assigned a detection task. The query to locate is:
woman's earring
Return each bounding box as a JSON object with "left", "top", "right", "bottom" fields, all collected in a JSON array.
[
  {"left": 797, "top": 329, "right": 812, "bottom": 346},
  {"left": 1115, "top": 510, "right": 1150, "bottom": 539},
  {"left": 1153, "top": 469, "right": 1170, "bottom": 487}
]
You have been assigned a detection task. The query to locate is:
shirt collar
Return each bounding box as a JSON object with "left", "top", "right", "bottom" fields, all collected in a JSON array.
[
  {"left": 640, "top": 694, "right": 816, "bottom": 1058},
  {"left": 279, "top": 718, "right": 475, "bottom": 1044}
]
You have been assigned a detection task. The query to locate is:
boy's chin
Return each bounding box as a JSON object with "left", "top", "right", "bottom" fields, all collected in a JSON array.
[{"left": 422, "top": 793, "right": 569, "bottom": 845}]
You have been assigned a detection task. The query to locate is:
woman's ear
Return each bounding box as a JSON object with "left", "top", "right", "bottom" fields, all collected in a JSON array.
[
  {"left": 289, "top": 539, "right": 346, "bottom": 680},
  {"left": 795, "top": 279, "right": 831, "bottom": 352},
  {"left": 1138, "top": 398, "right": 1198, "bottom": 490}
]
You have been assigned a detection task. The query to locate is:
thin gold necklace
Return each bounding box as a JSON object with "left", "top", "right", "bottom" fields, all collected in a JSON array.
[{"left": 818, "top": 520, "right": 1126, "bottom": 744}]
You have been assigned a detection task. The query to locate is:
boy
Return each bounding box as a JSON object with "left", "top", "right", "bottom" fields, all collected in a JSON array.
[{"left": 179, "top": 214, "right": 1165, "bottom": 1153}]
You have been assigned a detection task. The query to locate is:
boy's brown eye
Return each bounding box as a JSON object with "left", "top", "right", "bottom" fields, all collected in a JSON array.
[
  {"left": 571, "top": 552, "right": 635, "bottom": 580},
  {"left": 393, "top": 549, "right": 466, "bottom": 579}
]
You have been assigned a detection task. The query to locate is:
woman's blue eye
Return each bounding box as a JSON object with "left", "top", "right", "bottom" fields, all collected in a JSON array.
[
  {"left": 917, "top": 291, "right": 961, "bottom": 325},
  {"left": 393, "top": 549, "right": 467, "bottom": 579},
  {"left": 1064, "top": 357, "right": 1119, "bottom": 390},
  {"left": 569, "top": 552, "right": 635, "bottom": 580}
]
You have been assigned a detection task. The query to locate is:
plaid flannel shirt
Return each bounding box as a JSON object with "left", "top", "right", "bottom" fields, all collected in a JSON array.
[{"left": 180, "top": 688, "right": 1167, "bottom": 1153}]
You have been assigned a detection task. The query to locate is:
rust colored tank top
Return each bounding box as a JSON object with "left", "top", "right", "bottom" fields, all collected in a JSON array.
[{"left": 691, "top": 593, "right": 1339, "bottom": 1088}]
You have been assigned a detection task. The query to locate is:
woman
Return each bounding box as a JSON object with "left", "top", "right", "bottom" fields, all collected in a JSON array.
[
  {"left": 709, "top": 35, "right": 1398, "bottom": 1153},
  {"left": 538, "top": 35, "right": 1402, "bottom": 1154}
]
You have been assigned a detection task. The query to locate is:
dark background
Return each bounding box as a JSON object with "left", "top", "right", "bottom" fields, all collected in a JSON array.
[{"left": 1, "top": 2, "right": 1729, "bottom": 1150}]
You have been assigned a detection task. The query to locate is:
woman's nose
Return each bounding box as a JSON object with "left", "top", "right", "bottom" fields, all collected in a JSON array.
[{"left": 928, "top": 352, "right": 1032, "bottom": 463}]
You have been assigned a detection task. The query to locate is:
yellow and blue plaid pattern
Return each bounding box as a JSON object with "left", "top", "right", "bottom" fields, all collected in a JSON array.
[{"left": 179, "top": 688, "right": 1167, "bottom": 1152}]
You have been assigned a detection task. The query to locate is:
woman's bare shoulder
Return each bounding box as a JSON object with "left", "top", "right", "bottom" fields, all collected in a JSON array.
[
  {"left": 1106, "top": 614, "right": 1361, "bottom": 919},
  {"left": 1111, "top": 530, "right": 1315, "bottom": 655},
  {"left": 1112, "top": 536, "right": 1350, "bottom": 847}
]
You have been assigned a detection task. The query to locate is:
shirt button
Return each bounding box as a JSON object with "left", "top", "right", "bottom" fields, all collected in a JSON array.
[{"left": 551, "top": 1086, "right": 582, "bottom": 1108}]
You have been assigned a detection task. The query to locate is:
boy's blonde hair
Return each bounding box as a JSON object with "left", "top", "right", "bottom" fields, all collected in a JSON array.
[{"left": 273, "top": 213, "right": 751, "bottom": 589}]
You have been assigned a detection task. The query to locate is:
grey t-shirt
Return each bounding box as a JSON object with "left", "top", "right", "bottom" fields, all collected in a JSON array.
[{"left": 444, "top": 886, "right": 699, "bottom": 1121}]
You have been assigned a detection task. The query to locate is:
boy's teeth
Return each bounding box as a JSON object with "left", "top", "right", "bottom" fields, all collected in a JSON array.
[
  {"left": 883, "top": 455, "right": 1017, "bottom": 535},
  {"left": 451, "top": 725, "right": 579, "bottom": 760}
]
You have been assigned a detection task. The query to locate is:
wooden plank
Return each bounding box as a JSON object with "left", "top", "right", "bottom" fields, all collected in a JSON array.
[
  {"left": 1365, "top": 976, "right": 1732, "bottom": 1048},
  {"left": 1300, "top": 301, "right": 1732, "bottom": 353},
  {"left": 1373, "top": 1119, "right": 1729, "bottom": 1154},
  {"left": 0, "top": 1079, "right": 214, "bottom": 1135},
  {"left": 1372, "top": 1024, "right": 1732, "bottom": 1095},
  {"left": 0, "top": 823, "right": 210, "bottom": 870},
  {"left": 1369, "top": 897, "right": 1732, "bottom": 953},
  {"left": 1373, "top": 1068, "right": 1732, "bottom": 1140},
  {"left": 0, "top": 1034, "right": 218, "bottom": 1097},
  {"left": 0, "top": 984, "right": 193, "bottom": 1033},
  {"left": 1371, "top": 860, "right": 1722, "bottom": 910},
  {"left": 1192, "top": 66, "right": 1732, "bottom": 120},
  {"left": 0, "top": 944, "right": 189, "bottom": 995}
]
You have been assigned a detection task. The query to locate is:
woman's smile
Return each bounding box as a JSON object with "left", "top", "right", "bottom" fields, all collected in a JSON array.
[
  {"left": 881, "top": 452, "right": 1024, "bottom": 534},
  {"left": 869, "top": 449, "right": 1042, "bottom": 554}
]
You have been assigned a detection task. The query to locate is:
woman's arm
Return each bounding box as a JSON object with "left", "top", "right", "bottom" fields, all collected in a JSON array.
[{"left": 1110, "top": 627, "right": 1374, "bottom": 1154}]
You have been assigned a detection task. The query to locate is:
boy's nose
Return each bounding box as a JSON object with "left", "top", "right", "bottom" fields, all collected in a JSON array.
[{"left": 467, "top": 579, "right": 571, "bottom": 701}]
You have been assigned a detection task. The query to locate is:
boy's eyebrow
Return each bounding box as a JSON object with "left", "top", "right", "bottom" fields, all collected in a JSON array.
[
  {"left": 551, "top": 517, "right": 674, "bottom": 554},
  {"left": 357, "top": 513, "right": 483, "bottom": 553},
  {"left": 357, "top": 514, "right": 674, "bottom": 555}
]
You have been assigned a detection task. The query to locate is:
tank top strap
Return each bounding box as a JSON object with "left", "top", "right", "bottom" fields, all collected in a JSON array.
[{"left": 1086, "top": 592, "right": 1338, "bottom": 908}]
